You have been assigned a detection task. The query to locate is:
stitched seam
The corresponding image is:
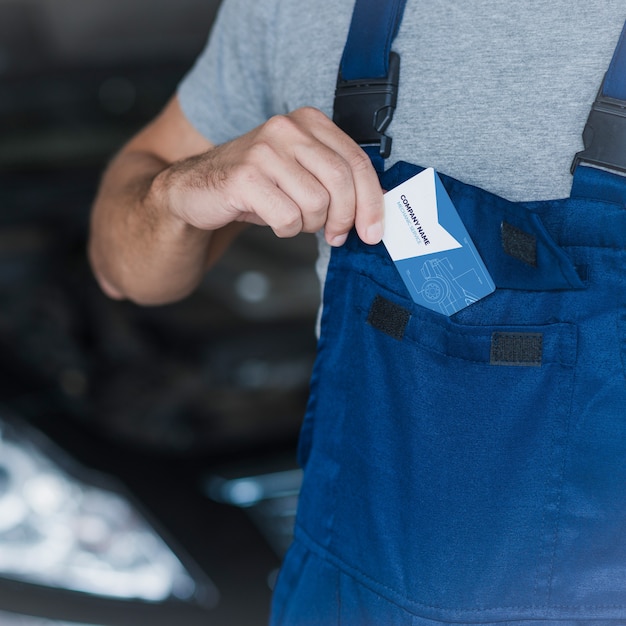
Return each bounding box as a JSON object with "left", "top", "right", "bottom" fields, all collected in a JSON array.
[
  {"left": 295, "top": 525, "right": 626, "bottom": 614},
  {"left": 356, "top": 300, "right": 574, "bottom": 368},
  {"left": 546, "top": 366, "right": 577, "bottom": 606}
]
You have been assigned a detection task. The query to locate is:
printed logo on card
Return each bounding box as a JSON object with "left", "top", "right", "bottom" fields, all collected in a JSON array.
[{"left": 382, "top": 168, "right": 495, "bottom": 316}]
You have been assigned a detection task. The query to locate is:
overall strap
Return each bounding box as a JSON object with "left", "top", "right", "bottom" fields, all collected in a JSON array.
[
  {"left": 333, "top": 0, "right": 408, "bottom": 172},
  {"left": 572, "top": 20, "right": 626, "bottom": 175}
]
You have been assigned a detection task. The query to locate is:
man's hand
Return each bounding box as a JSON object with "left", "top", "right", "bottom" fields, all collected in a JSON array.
[
  {"left": 89, "top": 99, "right": 384, "bottom": 305},
  {"left": 157, "top": 106, "right": 384, "bottom": 247}
]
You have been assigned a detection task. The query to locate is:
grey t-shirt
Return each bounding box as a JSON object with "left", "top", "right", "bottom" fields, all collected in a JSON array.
[{"left": 178, "top": 0, "right": 626, "bottom": 290}]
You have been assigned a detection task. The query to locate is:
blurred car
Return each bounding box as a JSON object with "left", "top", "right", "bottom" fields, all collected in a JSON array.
[{"left": 0, "top": 1, "right": 319, "bottom": 623}]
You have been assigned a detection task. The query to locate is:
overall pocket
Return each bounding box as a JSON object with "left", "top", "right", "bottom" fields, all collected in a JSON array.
[{"left": 299, "top": 268, "right": 578, "bottom": 622}]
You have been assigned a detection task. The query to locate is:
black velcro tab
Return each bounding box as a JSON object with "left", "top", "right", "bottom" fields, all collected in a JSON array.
[
  {"left": 490, "top": 332, "right": 543, "bottom": 367},
  {"left": 501, "top": 221, "right": 537, "bottom": 267},
  {"left": 367, "top": 295, "right": 410, "bottom": 341}
]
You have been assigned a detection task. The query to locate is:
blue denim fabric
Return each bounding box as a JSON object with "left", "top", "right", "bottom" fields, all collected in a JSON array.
[{"left": 270, "top": 163, "right": 626, "bottom": 625}]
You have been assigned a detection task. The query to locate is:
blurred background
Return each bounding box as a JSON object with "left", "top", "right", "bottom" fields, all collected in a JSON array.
[{"left": 0, "top": 1, "right": 320, "bottom": 624}]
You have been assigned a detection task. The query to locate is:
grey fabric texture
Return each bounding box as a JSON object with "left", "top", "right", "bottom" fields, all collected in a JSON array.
[{"left": 178, "top": 0, "right": 626, "bottom": 300}]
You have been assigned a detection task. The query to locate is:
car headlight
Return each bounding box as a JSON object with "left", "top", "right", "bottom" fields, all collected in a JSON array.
[{"left": 0, "top": 412, "right": 218, "bottom": 624}]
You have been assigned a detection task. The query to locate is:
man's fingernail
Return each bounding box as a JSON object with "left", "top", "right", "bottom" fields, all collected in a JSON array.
[
  {"left": 366, "top": 221, "right": 384, "bottom": 244},
  {"left": 329, "top": 232, "right": 348, "bottom": 247}
]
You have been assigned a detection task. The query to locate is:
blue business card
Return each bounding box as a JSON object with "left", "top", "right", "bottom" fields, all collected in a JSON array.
[{"left": 382, "top": 168, "right": 495, "bottom": 316}]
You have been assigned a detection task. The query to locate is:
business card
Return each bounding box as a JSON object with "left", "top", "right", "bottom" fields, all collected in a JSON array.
[{"left": 382, "top": 168, "right": 495, "bottom": 316}]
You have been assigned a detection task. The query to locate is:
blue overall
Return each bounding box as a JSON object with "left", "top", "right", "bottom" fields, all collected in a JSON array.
[{"left": 271, "top": 5, "right": 626, "bottom": 624}]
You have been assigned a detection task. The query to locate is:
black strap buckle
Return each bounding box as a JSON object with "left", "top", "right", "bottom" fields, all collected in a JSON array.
[
  {"left": 571, "top": 79, "right": 626, "bottom": 174},
  {"left": 333, "top": 52, "right": 400, "bottom": 159}
]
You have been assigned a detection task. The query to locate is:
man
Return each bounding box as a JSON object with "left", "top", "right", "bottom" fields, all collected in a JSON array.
[{"left": 90, "top": 1, "right": 626, "bottom": 623}]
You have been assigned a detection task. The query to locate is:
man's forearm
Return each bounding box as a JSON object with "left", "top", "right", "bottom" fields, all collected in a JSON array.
[{"left": 88, "top": 150, "right": 212, "bottom": 305}]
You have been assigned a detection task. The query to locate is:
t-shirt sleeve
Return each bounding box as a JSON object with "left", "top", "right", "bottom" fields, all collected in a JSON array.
[{"left": 177, "top": 0, "right": 280, "bottom": 145}]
